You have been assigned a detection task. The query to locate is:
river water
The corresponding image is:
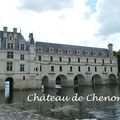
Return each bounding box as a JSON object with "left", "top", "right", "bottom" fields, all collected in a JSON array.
[{"left": 0, "top": 86, "right": 120, "bottom": 120}]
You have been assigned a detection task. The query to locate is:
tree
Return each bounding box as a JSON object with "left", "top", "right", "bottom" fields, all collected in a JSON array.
[{"left": 113, "top": 50, "right": 120, "bottom": 72}]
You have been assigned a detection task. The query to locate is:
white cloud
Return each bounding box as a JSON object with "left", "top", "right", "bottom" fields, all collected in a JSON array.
[
  {"left": 0, "top": 0, "right": 119, "bottom": 51},
  {"left": 97, "top": 0, "right": 120, "bottom": 35}
]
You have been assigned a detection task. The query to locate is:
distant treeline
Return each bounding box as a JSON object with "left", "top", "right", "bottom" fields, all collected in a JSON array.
[{"left": 113, "top": 50, "right": 120, "bottom": 72}]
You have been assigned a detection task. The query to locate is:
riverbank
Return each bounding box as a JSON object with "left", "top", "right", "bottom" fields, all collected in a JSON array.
[{"left": 0, "top": 104, "right": 58, "bottom": 120}]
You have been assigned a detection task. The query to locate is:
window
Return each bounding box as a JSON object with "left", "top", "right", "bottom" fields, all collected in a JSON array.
[
  {"left": 70, "top": 66, "right": 72, "bottom": 72},
  {"left": 59, "top": 66, "right": 62, "bottom": 72},
  {"left": 68, "top": 57, "right": 71, "bottom": 63},
  {"left": 94, "top": 59, "right": 96, "bottom": 63},
  {"left": 39, "top": 55, "right": 41, "bottom": 61},
  {"left": 38, "top": 47, "right": 42, "bottom": 52},
  {"left": 95, "top": 66, "right": 97, "bottom": 72},
  {"left": 23, "top": 76, "right": 25, "bottom": 80},
  {"left": 21, "top": 44, "right": 24, "bottom": 50},
  {"left": 88, "top": 67, "right": 90, "bottom": 72},
  {"left": 77, "top": 50, "right": 81, "bottom": 55},
  {"left": 110, "top": 59, "right": 112, "bottom": 64},
  {"left": 78, "top": 58, "right": 80, "bottom": 63},
  {"left": 20, "top": 54, "right": 24, "bottom": 60},
  {"left": 102, "top": 59, "right": 104, "bottom": 64},
  {"left": 58, "top": 49, "right": 62, "bottom": 54},
  {"left": 20, "top": 64, "right": 24, "bottom": 72},
  {"left": 36, "top": 67, "right": 38, "bottom": 71},
  {"left": 67, "top": 49, "right": 71, "bottom": 54},
  {"left": 7, "top": 52, "right": 14, "bottom": 58},
  {"left": 49, "top": 48, "right": 54, "bottom": 53},
  {"left": 85, "top": 51, "right": 89, "bottom": 55},
  {"left": 7, "top": 62, "right": 13, "bottom": 71},
  {"left": 86, "top": 58, "right": 88, "bottom": 63},
  {"left": 110, "top": 67, "right": 112, "bottom": 72},
  {"left": 78, "top": 66, "right": 81, "bottom": 72},
  {"left": 50, "top": 56, "right": 53, "bottom": 62},
  {"left": 104, "top": 67, "right": 106, "bottom": 72},
  {"left": 7, "top": 43, "right": 13, "bottom": 49},
  {"left": 40, "top": 65, "right": 42, "bottom": 71},
  {"left": 59, "top": 57, "right": 62, "bottom": 62},
  {"left": 51, "top": 66, "right": 54, "bottom": 72}
]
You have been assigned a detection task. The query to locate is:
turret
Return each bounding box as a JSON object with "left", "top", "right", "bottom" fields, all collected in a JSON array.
[{"left": 108, "top": 43, "right": 113, "bottom": 56}]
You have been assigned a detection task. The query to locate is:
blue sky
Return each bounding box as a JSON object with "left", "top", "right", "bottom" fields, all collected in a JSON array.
[
  {"left": 0, "top": 0, "right": 120, "bottom": 51},
  {"left": 86, "top": 0, "right": 97, "bottom": 12}
]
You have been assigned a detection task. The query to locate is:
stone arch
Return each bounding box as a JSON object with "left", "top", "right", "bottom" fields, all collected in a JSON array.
[
  {"left": 74, "top": 74, "right": 85, "bottom": 87},
  {"left": 41, "top": 76, "right": 49, "bottom": 88},
  {"left": 92, "top": 74, "right": 102, "bottom": 85},
  {"left": 108, "top": 74, "right": 118, "bottom": 85},
  {"left": 5, "top": 77, "right": 14, "bottom": 98},
  {"left": 56, "top": 74, "right": 67, "bottom": 87}
]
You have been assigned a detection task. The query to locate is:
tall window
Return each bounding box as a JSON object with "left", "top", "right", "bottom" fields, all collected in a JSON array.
[
  {"left": 59, "top": 66, "right": 62, "bottom": 72},
  {"left": 110, "top": 67, "right": 112, "bottom": 72},
  {"left": 110, "top": 59, "right": 112, "bottom": 64},
  {"left": 94, "top": 59, "right": 96, "bottom": 63},
  {"left": 21, "top": 44, "right": 24, "bottom": 50},
  {"left": 95, "top": 66, "right": 97, "bottom": 72},
  {"left": 7, "top": 52, "right": 14, "bottom": 58},
  {"left": 40, "top": 65, "right": 42, "bottom": 71},
  {"left": 51, "top": 66, "right": 54, "bottom": 72},
  {"left": 7, "top": 62, "right": 13, "bottom": 71},
  {"left": 88, "top": 67, "right": 90, "bottom": 72},
  {"left": 86, "top": 58, "right": 88, "bottom": 63},
  {"left": 104, "top": 67, "right": 106, "bottom": 72},
  {"left": 20, "top": 54, "right": 24, "bottom": 60},
  {"left": 68, "top": 57, "right": 71, "bottom": 63},
  {"left": 50, "top": 56, "right": 53, "bottom": 62},
  {"left": 7, "top": 43, "right": 13, "bottom": 49},
  {"left": 39, "top": 55, "right": 41, "bottom": 61},
  {"left": 36, "top": 67, "right": 38, "bottom": 71},
  {"left": 78, "top": 66, "right": 81, "bottom": 72},
  {"left": 59, "top": 57, "right": 62, "bottom": 62},
  {"left": 70, "top": 66, "right": 72, "bottom": 72},
  {"left": 20, "top": 64, "right": 24, "bottom": 72},
  {"left": 78, "top": 58, "right": 80, "bottom": 63},
  {"left": 23, "top": 76, "right": 25, "bottom": 80},
  {"left": 102, "top": 59, "right": 104, "bottom": 64}
]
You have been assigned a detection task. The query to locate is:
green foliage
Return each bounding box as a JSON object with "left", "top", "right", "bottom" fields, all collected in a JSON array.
[{"left": 113, "top": 50, "right": 120, "bottom": 72}]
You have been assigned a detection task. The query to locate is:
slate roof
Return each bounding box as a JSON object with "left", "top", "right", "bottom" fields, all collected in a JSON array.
[
  {"left": 0, "top": 31, "right": 29, "bottom": 50},
  {"left": 36, "top": 42, "right": 109, "bottom": 57},
  {"left": 0, "top": 30, "right": 110, "bottom": 57}
]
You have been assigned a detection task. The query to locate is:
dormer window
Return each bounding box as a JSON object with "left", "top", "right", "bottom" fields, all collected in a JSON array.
[
  {"left": 67, "top": 49, "right": 72, "bottom": 54},
  {"left": 93, "top": 51, "right": 97, "bottom": 56},
  {"left": 77, "top": 50, "right": 81, "bottom": 55},
  {"left": 21, "top": 44, "right": 24, "bottom": 50},
  {"left": 38, "top": 47, "right": 42, "bottom": 52},
  {"left": 58, "top": 49, "right": 62, "bottom": 54},
  {"left": 49, "top": 48, "right": 54, "bottom": 53},
  {"left": 7, "top": 43, "right": 13, "bottom": 49},
  {"left": 85, "top": 51, "right": 89, "bottom": 55},
  {"left": 101, "top": 52, "right": 105, "bottom": 56}
]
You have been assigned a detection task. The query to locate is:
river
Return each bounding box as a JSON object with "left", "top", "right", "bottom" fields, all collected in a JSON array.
[{"left": 0, "top": 86, "right": 120, "bottom": 120}]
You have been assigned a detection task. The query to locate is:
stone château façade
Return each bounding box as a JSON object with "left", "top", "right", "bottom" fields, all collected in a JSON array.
[{"left": 0, "top": 27, "right": 118, "bottom": 91}]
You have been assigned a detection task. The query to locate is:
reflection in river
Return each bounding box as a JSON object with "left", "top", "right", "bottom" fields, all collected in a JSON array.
[{"left": 1, "top": 86, "right": 120, "bottom": 120}]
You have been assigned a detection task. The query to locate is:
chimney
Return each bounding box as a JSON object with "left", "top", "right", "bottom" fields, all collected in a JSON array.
[
  {"left": 3, "top": 27, "right": 7, "bottom": 38},
  {"left": 13, "top": 28, "right": 17, "bottom": 39},
  {"left": 3, "top": 27, "right": 7, "bottom": 32},
  {"left": 13, "top": 28, "right": 17, "bottom": 33},
  {"left": 29, "top": 33, "right": 34, "bottom": 44}
]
